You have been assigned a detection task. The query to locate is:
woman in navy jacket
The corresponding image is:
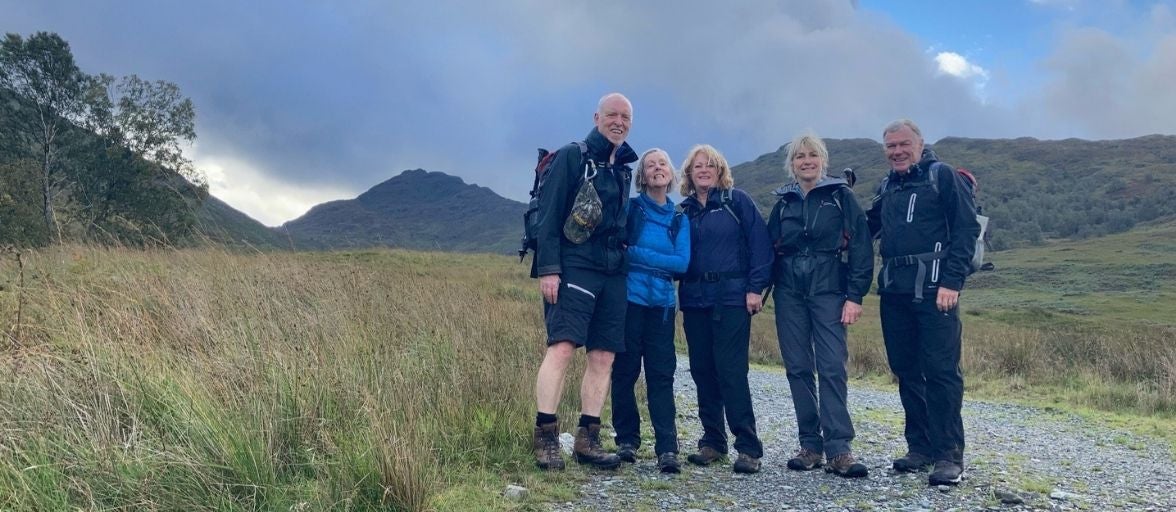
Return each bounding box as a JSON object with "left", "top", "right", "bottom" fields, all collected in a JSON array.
[
  {"left": 611, "top": 148, "right": 691, "bottom": 473},
  {"left": 677, "top": 144, "right": 773, "bottom": 474},
  {"left": 767, "top": 133, "right": 872, "bottom": 478}
]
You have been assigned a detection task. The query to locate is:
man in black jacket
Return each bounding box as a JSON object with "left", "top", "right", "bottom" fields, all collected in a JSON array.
[
  {"left": 531, "top": 93, "right": 636, "bottom": 471},
  {"left": 866, "top": 119, "right": 980, "bottom": 486}
]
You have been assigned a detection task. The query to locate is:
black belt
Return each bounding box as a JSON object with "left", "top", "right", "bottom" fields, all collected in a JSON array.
[
  {"left": 682, "top": 271, "right": 745, "bottom": 283},
  {"left": 629, "top": 266, "right": 674, "bottom": 281}
]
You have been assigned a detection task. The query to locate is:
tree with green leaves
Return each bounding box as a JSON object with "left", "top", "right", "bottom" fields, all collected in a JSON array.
[{"left": 0, "top": 32, "right": 95, "bottom": 243}]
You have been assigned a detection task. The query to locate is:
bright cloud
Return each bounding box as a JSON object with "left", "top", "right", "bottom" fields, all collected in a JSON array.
[
  {"left": 197, "top": 153, "right": 356, "bottom": 227},
  {"left": 935, "top": 51, "right": 990, "bottom": 80}
]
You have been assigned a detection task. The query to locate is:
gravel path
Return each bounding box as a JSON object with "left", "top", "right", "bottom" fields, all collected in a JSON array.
[{"left": 551, "top": 357, "right": 1175, "bottom": 511}]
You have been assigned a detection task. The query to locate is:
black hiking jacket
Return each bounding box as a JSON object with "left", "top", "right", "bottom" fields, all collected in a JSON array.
[
  {"left": 532, "top": 128, "right": 636, "bottom": 277},
  {"left": 767, "top": 177, "right": 873, "bottom": 304},
  {"left": 866, "top": 150, "right": 981, "bottom": 295}
]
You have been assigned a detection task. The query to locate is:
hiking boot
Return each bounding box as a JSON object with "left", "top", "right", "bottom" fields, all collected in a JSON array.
[
  {"left": 825, "top": 452, "right": 869, "bottom": 478},
  {"left": 573, "top": 424, "right": 621, "bottom": 470},
  {"left": 786, "top": 447, "right": 824, "bottom": 471},
  {"left": 892, "top": 451, "right": 933, "bottom": 473},
  {"left": 928, "top": 460, "right": 964, "bottom": 486},
  {"left": 532, "top": 422, "right": 565, "bottom": 471},
  {"left": 657, "top": 452, "right": 681, "bottom": 474},
  {"left": 616, "top": 443, "right": 638, "bottom": 463},
  {"left": 732, "top": 453, "right": 761, "bottom": 474},
  {"left": 686, "top": 446, "right": 724, "bottom": 466}
]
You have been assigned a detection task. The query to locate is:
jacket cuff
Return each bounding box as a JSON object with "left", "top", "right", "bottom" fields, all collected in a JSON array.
[
  {"left": 939, "top": 278, "right": 964, "bottom": 292},
  {"left": 846, "top": 294, "right": 863, "bottom": 305},
  {"left": 537, "top": 265, "right": 562, "bottom": 276}
]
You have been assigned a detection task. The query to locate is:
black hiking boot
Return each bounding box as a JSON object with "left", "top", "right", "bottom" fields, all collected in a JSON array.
[
  {"left": 928, "top": 460, "right": 964, "bottom": 485},
  {"left": 825, "top": 452, "right": 869, "bottom": 478},
  {"left": 616, "top": 443, "right": 638, "bottom": 463},
  {"left": 732, "top": 453, "right": 761, "bottom": 474},
  {"left": 573, "top": 424, "right": 622, "bottom": 470},
  {"left": 686, "top": 446, "right": 724, "bottom": 466},
  {"left": 657, "top": 452, "right": 681, "bottom": 474},
  {"left": 786, "top": 447, "right": 824, "bottom": 471},
  {"left": 532, "top": 422, "right": 565, "bottom": 471},
  {"left": 892, "top": 451, "right": 933, "bottom": 473}
]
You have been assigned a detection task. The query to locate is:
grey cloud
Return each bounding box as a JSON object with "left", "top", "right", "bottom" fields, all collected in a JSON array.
[{"left": 3, "top": 0, "right": 1173, "bottom": 223}]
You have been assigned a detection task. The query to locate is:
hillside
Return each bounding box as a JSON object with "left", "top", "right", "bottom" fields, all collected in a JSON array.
[{"left": 278, "top": 169, "right": 526, "bottom": 254}]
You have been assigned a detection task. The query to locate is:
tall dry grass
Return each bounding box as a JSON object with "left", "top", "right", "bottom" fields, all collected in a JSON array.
[
  {"left": 748, "top": 299, "right": 1176, "bottom": 416},
  {"left": 0, "top": 246, "right": 571, "bottom": 511}
]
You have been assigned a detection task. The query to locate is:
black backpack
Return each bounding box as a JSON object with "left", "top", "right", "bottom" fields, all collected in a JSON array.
[{"left": 519, "top": 141, "right": 588, "bottom": 262}]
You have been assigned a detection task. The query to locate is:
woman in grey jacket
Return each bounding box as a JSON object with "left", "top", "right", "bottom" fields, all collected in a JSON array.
[{"left": 767, "top": 133, "right": 873, "bottom": 478}]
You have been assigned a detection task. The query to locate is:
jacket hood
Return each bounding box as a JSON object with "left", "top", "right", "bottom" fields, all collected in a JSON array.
[
  {"left": 772, "top": 176, "right": 848, "bottom": 198},
  {"left": 585, "top": 128, "right": 638, "bottom": 166}
]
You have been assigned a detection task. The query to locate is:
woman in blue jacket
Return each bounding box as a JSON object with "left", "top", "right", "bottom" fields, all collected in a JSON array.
[
  {"left": 677, "top": 144, "right": 773, "bottom": 474},
  {"left": 611, "top": 148, "right": 690, "bottom": 473},
  {"left": 767, "top": 133, "right": 873, "bottom": 478}
]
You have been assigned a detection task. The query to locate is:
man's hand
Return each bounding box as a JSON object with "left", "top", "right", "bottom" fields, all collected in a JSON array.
[
  {"left": 841, "top": 300, "right": 863, "bottom": 325},
  {"left": 936, "top": 287, "right": 959, "bottom": 312},
  {"left": 540, "top": 274, "right": 561, "bottom": 304},
  {"left": 746, "top": 292, "right": 762, "bottom": 315}
]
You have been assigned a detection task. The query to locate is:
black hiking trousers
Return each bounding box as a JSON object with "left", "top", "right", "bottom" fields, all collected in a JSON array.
[
  {"left": 611, "top": 302, "right": 679, "bottom": 456},
  {"left": 682, "top": 306, "right": 763, "bottom": 459},
  {"left": 880, "top": 292, "right": 965, "bottom": 464}
]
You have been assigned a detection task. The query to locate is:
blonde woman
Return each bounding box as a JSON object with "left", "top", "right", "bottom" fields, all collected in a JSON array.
[
  {"left": 767, "top": 132, "right": 872, "bottom": 478},
  {"left": 676, "top": 144, "right": 772, "bottom": 474}
]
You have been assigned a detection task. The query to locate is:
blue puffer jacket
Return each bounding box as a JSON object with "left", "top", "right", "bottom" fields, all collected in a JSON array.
[
  {"left": 678, "top": 188, "right": 773, "bottom": 309},
  {"left": 626, "top": 193, "right": 691, "bottom": 308}
]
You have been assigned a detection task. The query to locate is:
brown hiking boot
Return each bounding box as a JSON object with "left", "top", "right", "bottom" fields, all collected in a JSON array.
[
  {"left": 732, "top": 453, "right": 761, "bottom": 474},
  {"left": 825, "top": 452, "right": 869, "bottom": 478},
  {"left": 786, "top": 447, "right": 824, "bottom": 471},
  {"left": 532, "top": 422, "right": 565, "bottom": 470},
  {"left": 686, "top": 446, "right": 725, "bottom": 466},
  {"left": 573, "top": 424, "right": 621, "bottom": 470}
]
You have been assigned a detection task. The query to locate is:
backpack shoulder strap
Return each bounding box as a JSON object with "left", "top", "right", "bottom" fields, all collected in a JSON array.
[
  {"left": 720, "top": 188, "right": 741, "bottom": 225},
  {"left": 927, "top": 161, "right": 943, "bottom": 195},
  {"left": 626, "top": 200, "right": 646, "bottom": 246},
  {"left": 668, "top": 207, "right": 685, "bottom": 246}
]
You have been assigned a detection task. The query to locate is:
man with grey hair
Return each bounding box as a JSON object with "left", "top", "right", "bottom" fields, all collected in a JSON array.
[
  {"left": 866, "top": 119, "right": 980, "bottom": 486},
  {"left": 530, "top": 93, "right": 635, "bottom": 471}
]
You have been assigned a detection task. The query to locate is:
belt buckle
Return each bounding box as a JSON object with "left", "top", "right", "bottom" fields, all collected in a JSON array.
[{"left": 703, "top": 271, "right": 719, "bottom": 282}]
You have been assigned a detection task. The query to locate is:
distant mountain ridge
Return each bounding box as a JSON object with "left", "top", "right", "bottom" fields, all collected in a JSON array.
[
  {"left": 273, "top": 135, "right": 1176, "bottom": 254},
  {"left": 278, "top": 169, "right": 525, "bottom": 253}
]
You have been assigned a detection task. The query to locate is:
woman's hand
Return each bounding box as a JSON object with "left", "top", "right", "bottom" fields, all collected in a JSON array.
[
  {"left": 841, "top": 300, "right": 862, "bottom": 325},
  {"left": 746, "top": 292, "right": 763, "bottom": 315}
]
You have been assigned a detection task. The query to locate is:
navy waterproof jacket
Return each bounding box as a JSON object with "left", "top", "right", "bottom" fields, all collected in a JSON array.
[
  {"left": 678, "top": 188, "right": 773, "bottom": 309},
  {"left": 626, "top": 193, "right": 691, "bottom": 308},
  {"left": 866, "top": 149, "right": 980, "bottom": 295},
  {"left": 532, "top": 128, "right": 637, "bottom": 277},
  {"left": 767, "top": 176, "right": 873, "bottom": 304}
]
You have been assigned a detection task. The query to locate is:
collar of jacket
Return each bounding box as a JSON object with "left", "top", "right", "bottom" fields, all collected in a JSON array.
[
  {"left": 584, "top": 128, "right": 638, "bottom": 166},
  {"left": 680, "top": 187, "right": 729, "bottom": 210},
  {"left": 635, "top": 192, "right": 675, "bottom": 214},
  {"left": 772, "top": 175, "right": 848, "bottom": 199}
]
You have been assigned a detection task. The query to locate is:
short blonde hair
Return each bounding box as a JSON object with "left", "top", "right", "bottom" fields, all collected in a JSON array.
[
  {"left": 784, "top": 132, "right": 829, "bottom": 180},
  {"left": 679, "top": 144, "right": 735, "bottom": 196},
  {"left": 634, "top": 148, "right": 676, "bottom": 193}
]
